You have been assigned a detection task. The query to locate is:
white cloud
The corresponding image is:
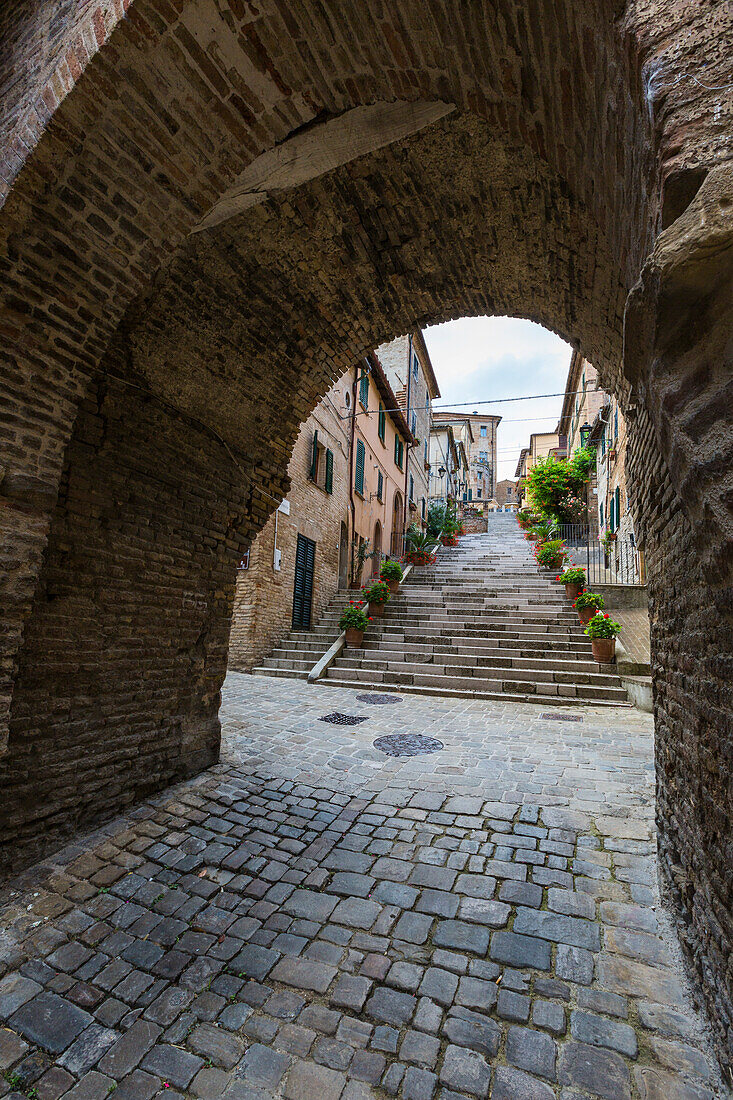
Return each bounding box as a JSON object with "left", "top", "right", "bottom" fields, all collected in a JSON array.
[{"left": 422, "top": 317, "right": 573, "bottom": 481}]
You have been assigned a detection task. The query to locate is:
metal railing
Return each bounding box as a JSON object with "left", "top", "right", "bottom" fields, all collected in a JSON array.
[{"left": 555, "top": 525, "right": 645, "bottom": 587}]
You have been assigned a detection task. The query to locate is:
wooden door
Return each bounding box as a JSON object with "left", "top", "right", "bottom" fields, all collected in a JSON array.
[{"left": 292, "top": 534, "right": 316, "bottom": 628}]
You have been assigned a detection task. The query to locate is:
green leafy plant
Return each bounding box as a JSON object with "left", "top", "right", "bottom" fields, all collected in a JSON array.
[
  {"left": 406, "top": 525, "right": 436, "bottom": 552},
  {"left": 526, "top": 454, "right": 589, "bottom": 524},
  {"left": 380, "top": 559, "right": 403, "bottom": 582},
  {"left": 534, "top": 539, "right": 567, "bottom": 569},
  {"left": 351, "top": 536, "right": 377, "bottom": 584},
  {"left": 584, "top": 611, "right": 621, "bottom": 638},
  {"left": 574, "top": 591, "right": 605, "bottom": 611},
  {"left": 4, "top": 1073, "right": 22, "bottom": 1089},
  {"left": 362, "top": 580, "right": 391, "bottom": 605},
  {"left": 558, "top": 566, "right": 586, "bottom": 585},
  {"left": 601, "top": 530, "right": 617, "bottom": 554},
  {"left": 570, "top": 446, "right": 596, "bottom": 481},
  {"left": 339, "top": 602, "right": 370, "bottom": 631}
]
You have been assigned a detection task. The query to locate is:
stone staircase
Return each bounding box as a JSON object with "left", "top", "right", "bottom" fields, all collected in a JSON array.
[
  {"left": 251, "top": 589, "right": 358, "bottom": 680},
  {"left": 253, "top": 514, "right": 629, "bottom": 705}
]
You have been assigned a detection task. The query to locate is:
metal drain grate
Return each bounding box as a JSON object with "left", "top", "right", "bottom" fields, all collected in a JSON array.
[
  {"left": 373, "top": 734, "right": 444, "bottom": 757},
  {"left": 319, "top": 712, "right": 369, "bottom": 726},
  {"left": 356, "top": 693, "right": 403, "bottom": 705},
  {"left": 541, "top": 713, "right": 583, "bottom": 722}
]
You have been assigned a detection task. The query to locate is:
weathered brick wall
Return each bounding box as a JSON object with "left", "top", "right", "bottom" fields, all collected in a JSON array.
[
  {"left": 0, "top": 370, "right": 286, "bottom": 874},
  {"left": 228, "top": 379, "right": 351, "bottom": 672}
]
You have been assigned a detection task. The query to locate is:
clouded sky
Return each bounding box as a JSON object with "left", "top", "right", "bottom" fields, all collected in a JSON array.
[{"left": 422, "top": 317, "right": 573, "bottom": 482}]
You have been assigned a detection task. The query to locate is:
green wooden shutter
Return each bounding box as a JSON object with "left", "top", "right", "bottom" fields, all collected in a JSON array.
[
  {"left": 325, "top": 448, "right": 333, "bottom": 494},
  {"left": 359, "top": 370, "right": 369, "bottom": 409},
  {"left": 377, "top": 470, "right": 383, "bottom": 501},
  {"left": 394, "top": 436, "right": 398, "bottom": 465},
  {"left": 310, "top": 430, "right": 318, "bottom": 479},
  {"left": 615, "top": 486, "right": 621, "bottom": 529},
  {"left": 355, "top": 439, "right": 365, "bottom": 495},
  {"left": 378, "top": 405, "right": 385, "bottom": 441}
]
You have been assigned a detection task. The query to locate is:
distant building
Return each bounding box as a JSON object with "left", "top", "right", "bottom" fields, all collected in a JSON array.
[
  {"left": 436, "top": 410, "right": 501, "bottom": 503},
  {"left": 376, "top": 331, "right": 441, "bottom": 528},
  {"left": 429, "top": 423, "right": 464, "bottom": 504},
  {"left": 557, "top": 351, "right": 607, "bottom": 457},
  {"left": 495, "top": 479, "right": 518, "bottom": 509}
]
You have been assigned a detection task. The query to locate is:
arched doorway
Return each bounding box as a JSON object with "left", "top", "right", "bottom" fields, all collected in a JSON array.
[
  {"left": 391, "top": 493, "right": 404, "bottom": 558},
  {"left": 372, "top": 520, "right": 382, "bottom": 576},
  {"left": 0, "top": 5, "right": 731, "bottom": 1064}
]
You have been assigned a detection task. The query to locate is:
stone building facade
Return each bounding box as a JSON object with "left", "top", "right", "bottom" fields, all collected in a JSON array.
[
  {"left": 428, "top": 424, "right": 461, "bottom": 504},
  {"left": 228, "top": 378, "right": 351, "bottom": 672},
  {"left": 557, "top": 351, "right": 608, "bottom": 457},
  {"left": 375, "top": 331, "right": 441, "bottom": 528},
  {"left": 438, "top": 411, "right": 502, "bottom": 503},
  {"left": 495, "top": 479, "right": 518, "bottom": 509}
]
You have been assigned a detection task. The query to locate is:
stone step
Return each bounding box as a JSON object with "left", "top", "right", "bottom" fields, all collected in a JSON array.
[
  {"left": 333, "top": 655, "right": 623, "bottom": 687},
  {"left": 324, "top": 668, "right": 628, "bottom": 702}
]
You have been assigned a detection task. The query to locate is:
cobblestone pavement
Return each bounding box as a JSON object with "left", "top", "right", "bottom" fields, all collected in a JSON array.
[{"left": 0, "top": 675, "right": 726, "bottom": 1100}]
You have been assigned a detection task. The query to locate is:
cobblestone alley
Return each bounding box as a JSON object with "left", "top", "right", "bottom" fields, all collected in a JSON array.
[{"left": 0, "top": 676, "right": 726, "bottom": 1100}]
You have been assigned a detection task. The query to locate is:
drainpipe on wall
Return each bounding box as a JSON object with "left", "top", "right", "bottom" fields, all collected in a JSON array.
[
  {"left": 348, "top": 362, "right": 359, "bottom": 586},
  {"left": 404, "top": 334, "right": 413, "bottom": 543}
]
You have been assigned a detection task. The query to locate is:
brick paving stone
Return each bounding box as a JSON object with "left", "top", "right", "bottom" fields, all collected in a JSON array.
[
  {"left": 577, "top": 990, "right": 628, "bottom": 1018},
  {"left": 492, "top": 1065, "right": 555, "bottom": 1100},
  {"left": 442, "top": 1008, "right": 501, "bottom": 1057},
  {"left": 10, "top": 993, "right": 94, "bottom": 1054},
  {"left": 633, "top": 1066, "right": 715, "bottom": 1100},
  {"left": 415, "top": 889, "right": 460, "bottom": 918},
  {"left": 458, "top": 897, "right": 510, "bottom": 927},
  {"left": 490, "top": 932, "right": 551, "bottom": 970},
  {"left": 238, "top": 1043, "right": 291, "bottom": 1090},
  {"left": 330, "top": 975, "right": 372, "bottom": 1011},
  {"left": 400, "top": 1029, "right": 441, "bottom": 1068},
  {"left": 506, "top": 1026, "right": 557, "bottom": 1080},
  {"left": 498, "top": 990, "right": 531, "bottom": 1022},
  {"left": 141, "top": 1044, "right": 203, "bottom": 1089},
  {"left": 187, "top": 1022, "right": 244, "bottom": 1068},
  {"left": 513, "top": 909, "right": 600, "bottom": 951},
  {"left": 270, "top": 957, "right": 336, "bottom": 993},
  {"left": 57, "top": 1023, "right": 117, "bottom": 1075},
  {"left": 403, "top": 1065, "right": 438, "bottom": 1099},
  {"left": 36, "top": 1064, "right": 76, "bottom": 1099},
  {"left": 0, "top": 976, "right": 42, "bottom": 1019},
  {"left": 556, "top": 945, "right": 594, "bottom": 985},
  {"left": 365, "top": 987, "right": 416, "bottom": 1026},
  {"left": 284, "top": 891, "right": 339, "bottom": 922},
  {"left": 60, "top": 1070, "right": 116, "bottom": 1100},
  {"left": 231, "top": 944, "right": 280, "bottom": 981},
  {"left": 418, "top": 968, "right": 458, "bottom": 1006},
  {"left": 331, "top": 898, "right": 380, "bottom": 929},
  {"left": 547, "top": 888, "right": 596, "bottom": 920},
  {"left": 394, "top": 912, "right": 434, "bottom": 944},
  {"left": 531, "top": 999, "right": 566, "bottom": 1035},
  {"left": 439, "top": 1044, "right": 491, "bottom": 1098},
  {"left": 284, "top": 1059, "right": 346, "bottom": 1100},
  {"left": 433, "top": 920, "right": 490, "bottom": 955},
  {"left": 455, "top": 976, "right": 498, "bottom": 1012},
  {"left": 571, "top": 1011, "right": 638, "bottom": 1057},
  {"left": 558, "top": 1042, "right": 631, "bottom": 1100},
  {"left": 387, "top": 962, "right": 424, "bottom": 993}
]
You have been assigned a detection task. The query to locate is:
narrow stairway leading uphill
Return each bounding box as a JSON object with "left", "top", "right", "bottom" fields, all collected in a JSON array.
[{"left": 321, "top": 513, "right": 629, "bottom": 704}]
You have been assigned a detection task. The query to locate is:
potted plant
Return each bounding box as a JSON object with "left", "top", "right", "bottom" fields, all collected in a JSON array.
[
  {"left": 350, "top": 537, "right": 376, "bottom": 589},
  {"left": 380, "top": 559, "right": 403, "bottom": 595},
  {"left": 557, "top": 566, "right": 586, "bottom": 601},
  {"left": 584, "top": 611, "right": 621, "bottom": 662},
  {"left": 361, "top": 580, "right": 391, "bottom": 617},
  {"left": 405, "top": 526, "right": 438, "bottom": 566},
  {"left": 574, "top": 590, "right": 605, "bottom": 624},
  {"left": 339, "top": 602, "right": 370, "bottom": 647},
  {"left": 534, "top": 539, "right": 567, "bottom": 571}
]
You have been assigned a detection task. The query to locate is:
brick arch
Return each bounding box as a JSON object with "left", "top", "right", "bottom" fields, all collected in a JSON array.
[{"left": 0, "top": 0, "right": 731, "bottom": 1068}]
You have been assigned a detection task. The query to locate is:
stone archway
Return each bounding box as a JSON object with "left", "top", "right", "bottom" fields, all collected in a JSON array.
[{"left": 0, "top": 0, "right": 731, "bottom": 1069}]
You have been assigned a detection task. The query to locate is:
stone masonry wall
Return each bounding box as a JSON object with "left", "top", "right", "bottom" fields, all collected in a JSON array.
[
  {"left": 0, "top": 371, "right": 286, "bottom": 874},
  {"left": 228, "top": 379, "right": 351, "bottom": 672}
]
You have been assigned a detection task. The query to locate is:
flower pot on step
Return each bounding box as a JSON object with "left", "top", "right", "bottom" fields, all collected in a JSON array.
[
  {"left": 578, "top": 606, "right": 596, "bottom": 625},
  {"left": 345, "top": 628, "right": 365, "bottom": 648},
  {"left": 591, "top": 637, "right": 616, "bottom": 663},
  {"left": 369, "top": 602, "right": 385, "bottom": 617},
  {"left": 386, "top": 579, "right": 400, "bottom": 595},
  {"left": 565, "top": 583, "right": 583, "bottom": 601}
]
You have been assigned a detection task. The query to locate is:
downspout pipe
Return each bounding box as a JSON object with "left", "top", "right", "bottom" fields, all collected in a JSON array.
[
  {"left": 348, "top": 362, "right": 360, "bottom": 586},
  {"left": 404, "top": 334, "right": 413, "bottom": 543}
]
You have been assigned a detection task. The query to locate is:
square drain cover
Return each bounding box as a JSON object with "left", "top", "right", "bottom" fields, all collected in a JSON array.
[
  {"left": 541, "top": 713, "right": 583, "bottom": 722},
  {"left": 319, "top": 712, "right": 368, "bottom": 726}
]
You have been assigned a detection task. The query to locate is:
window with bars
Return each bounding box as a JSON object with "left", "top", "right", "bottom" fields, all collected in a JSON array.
[
  {"left": 410, "top": 411, "right": 417, "bottom": 434},
  {"left": 412, "top": 352, "right": 419, "bottom": 380},
  {"left": 358, "top": 368, "right": 369, "bottom": 409},
  {"left": 409, "top": 474, "right": 414, "bottom": 501},
  {"left": 394, "top": 436, "right": 404, "bottom": 470},
  {"left": 378, "top": 404, "right": 386, "bottom": 442},
  {"left": 355, "top": 439, "right": 366, "bottom": 496},
  {"left": 309, "top": 430, "right": 334, "bottom": 493},
  {"left": 377, "top": 469, "right": 384, "bottom": 502}
]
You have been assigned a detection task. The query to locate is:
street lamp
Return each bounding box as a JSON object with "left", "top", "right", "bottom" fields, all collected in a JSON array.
[{"left": 580, "top": 423, "right": 592, "bottom": 448}]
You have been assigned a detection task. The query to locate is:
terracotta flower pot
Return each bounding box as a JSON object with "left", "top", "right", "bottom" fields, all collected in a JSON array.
[
  {"left": 591, "top": 637, "right": 616, "bottom": 663},
  {"left": 345, "top": 628, "right": 365, "bottom": 647},
  {"left": 369, "top": 602, "right": 385, "bottom": 617},
  {"left": 565, "top": 583, "right": 583, "bottom": 601},
  {"left": 527, "top": 533, "right": 537, "bottom": 541},
  {"left": 578, "top": 605, "right": 596, "bottom": 624},
  {"left": 386, "top": 579, "right": 400, "bottom": 595}
]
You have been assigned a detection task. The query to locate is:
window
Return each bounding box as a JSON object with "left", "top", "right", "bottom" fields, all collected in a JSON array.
[
  {"left": 409, "top": 474, "right": 414, "bottom": 502},
  {"left": 309, "top": 430, "right": 334, "bottom": 493},
  {"left": 344, "top": 390, "right": 351, "bottom": 408},
  {"left": 480, "top": 425, "right": 487, "bottom": 437},
  {"left": 614, "top": 408, "right": 618, "bottom": 441},
  {"left": 600, "top": 502, "right": 604, "bottom": 529},
  {"left": 377, "top": 469, "right": 384, "bottom": 502},
  {"left": 507, "top": 487, "right": 512, "bottom": 496},
  {"left": 600, "top": 430, "right": 606, "bottom": 457},
  {"left": 476, "top": 490, "right": 481, "bottom": 499},
  {"left": 410, "top": 411, "right": 417, "bottom": 434},
  {"left": 359, "top": 368, "right": 369, "bottom": 409},
  {"left": 412, "top": 352, "right": 419, "bottom": 380},
  {"left": 615, "top": 485, "right": 621, "bottom": 529},
  {"left": 425, "top": 392, "right": 430, "bottom": 409},
  {"left": 355, "top": 439, "right": 366, "bottom": 496},
  {"left": 421, "top": 497, "right": 426, "bottom": 520},
  {"left": 394, "top": 436, "right": 404, "bottom": 470},
  {"left": 479, "top": 450, "right": 488, "bottom": 462},
  {"left": 424, "top": 440, "right": 428, "bottom": 464},
  {"left": 378, "top": 404, "right": 386, "bottom": 442}
]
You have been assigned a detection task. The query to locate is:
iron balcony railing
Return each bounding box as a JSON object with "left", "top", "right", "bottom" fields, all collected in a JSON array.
[{"left": 555, "top": 524, "right": 646, "bottom": 587}]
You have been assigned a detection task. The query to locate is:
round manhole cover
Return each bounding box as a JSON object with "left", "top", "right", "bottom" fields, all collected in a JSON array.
[
  {"left": 357, "top": 693, "right": 403, "bottom": 705},
  {"left": 373, "top": 734, "right": 444, "bottom": 757}
]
